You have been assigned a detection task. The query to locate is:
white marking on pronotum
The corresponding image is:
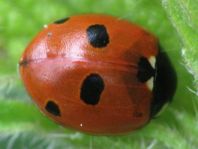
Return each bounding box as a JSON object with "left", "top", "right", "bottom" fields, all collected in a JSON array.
[
  {"left": 149, "top": 56, "right": 156, "bottom": 69},
  {"left": 146, "top": 76, "right": 154, "bottom": 91},
  {"left": 80, "top": 123, "right": 83, "bottom": 127}
]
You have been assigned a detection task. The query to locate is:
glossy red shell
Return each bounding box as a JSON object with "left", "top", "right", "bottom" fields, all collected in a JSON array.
[{"left": 19, "top": 14, "right": 159, "bottom": 134}]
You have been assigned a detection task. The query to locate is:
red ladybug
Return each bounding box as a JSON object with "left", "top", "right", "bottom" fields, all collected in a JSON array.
[{"left": 19, "top": 14, "right": 176, "bottom": 134}]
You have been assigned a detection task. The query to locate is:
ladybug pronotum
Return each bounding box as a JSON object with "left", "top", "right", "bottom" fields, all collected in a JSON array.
[{"left": 19, "top": 14, "right": 177, "bottom": 134}]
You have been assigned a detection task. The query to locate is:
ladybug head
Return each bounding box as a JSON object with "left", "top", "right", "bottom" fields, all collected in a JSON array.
[{"left": 150, "top": 46, "right": 177, "bottom": 117}]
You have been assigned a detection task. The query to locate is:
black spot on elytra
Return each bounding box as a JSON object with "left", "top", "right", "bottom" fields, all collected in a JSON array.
[
  {"left": 150, "top": 45, "right": 177, "bottom": 117},
  {"left": 80, "top": 74, "right": 104, "bottom": 105},
  {"left": 54, "top": 17, "right": 70, "bottom": 24},
  {"left": 137, "top": 57, "right": 155, "bottom": 82},
  {"left": 86, "top": 24, "right": 109, "bottom": 48},
  {"left": 45, "top": 101, "right": 61, "bottom": 116}
]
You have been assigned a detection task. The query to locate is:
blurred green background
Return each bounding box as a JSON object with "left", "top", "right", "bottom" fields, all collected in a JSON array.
[{"left": 0, "top": 0, "right": 197, "bottom": 148}]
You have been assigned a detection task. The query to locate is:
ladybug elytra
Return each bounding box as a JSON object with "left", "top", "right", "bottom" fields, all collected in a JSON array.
[{"left": 19, "top": 14, "right": 177, "bottom": 134}]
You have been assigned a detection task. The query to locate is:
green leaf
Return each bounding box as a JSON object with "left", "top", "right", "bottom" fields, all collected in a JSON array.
[
  {"left": 162, "top": 0, "right": 198, "bottom": 89},
  {"left": 0, "top": 100, "right": 59, "bottom": 131}
]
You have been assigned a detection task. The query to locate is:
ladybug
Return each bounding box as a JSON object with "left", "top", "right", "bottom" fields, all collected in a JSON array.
[{"left": 19, "top": 14, "right": 176, "bottom": 134}]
